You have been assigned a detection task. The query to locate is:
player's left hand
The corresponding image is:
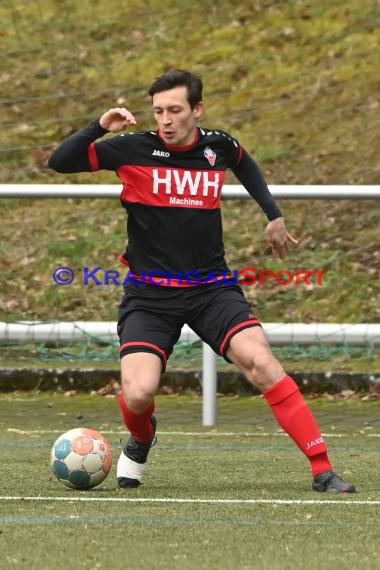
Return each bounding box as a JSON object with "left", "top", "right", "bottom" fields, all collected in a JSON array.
[{"left": 265, "top": 217, "right": 298, "bottom": 259}]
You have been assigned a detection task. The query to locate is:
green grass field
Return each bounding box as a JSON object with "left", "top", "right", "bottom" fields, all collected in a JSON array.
[{"left": 1, "top": 393, "right": 379, "bottom": 569}]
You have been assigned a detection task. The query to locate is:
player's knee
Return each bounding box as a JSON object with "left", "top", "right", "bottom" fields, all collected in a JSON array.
[
  {"left": 252, "top": 352, "right": 284, "bottom": 387},
  {"left": 237, "top": 346, "right": 271, "bottom": 373},
  {"left": 120, "top": 352, "right": 161, "bottom": 406},
  {"left": 121, "top": 383, "right": 155, "bottom": 411},
  {"left": 238, "top": 348, "right": 283, "bottom": 388},
  {"left": 251, "top": 350, "right": 272, "bottom": 375}
]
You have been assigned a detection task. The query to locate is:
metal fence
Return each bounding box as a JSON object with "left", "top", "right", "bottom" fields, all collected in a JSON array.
[{"left": 1, "top": 184, "right": 379, "bottom": 425}]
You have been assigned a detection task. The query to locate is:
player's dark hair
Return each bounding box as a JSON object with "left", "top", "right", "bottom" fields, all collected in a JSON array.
[{"left": 148, "top": 69, "right": 203, "bottom": 109}]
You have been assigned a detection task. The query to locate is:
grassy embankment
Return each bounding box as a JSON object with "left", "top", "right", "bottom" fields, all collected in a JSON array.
[{"left": 0, "top": 0, "right": 379, "bottom": 372}]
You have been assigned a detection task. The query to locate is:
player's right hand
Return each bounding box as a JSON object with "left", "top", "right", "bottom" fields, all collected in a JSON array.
[
  {"left": 265, "top": 217, "right": 298, "bottom": 260},
  {"left": 99, "top": 108, "right": 137, "bottom": 131}
]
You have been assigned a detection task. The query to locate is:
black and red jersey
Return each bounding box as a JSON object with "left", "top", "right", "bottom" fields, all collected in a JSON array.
[{"left": 48, "top": 120, "right": 282, "bottom": 285}]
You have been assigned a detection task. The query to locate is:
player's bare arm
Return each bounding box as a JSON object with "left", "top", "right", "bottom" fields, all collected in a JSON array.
[
  {"left": 99, "top": 107, "right": 137, "bottom": 131},
  {"left": 266, "top": 217, "right": 298, "bottom": 260}
]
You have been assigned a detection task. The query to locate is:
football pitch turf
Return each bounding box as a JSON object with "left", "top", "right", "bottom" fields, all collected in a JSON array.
[{"left": 0, "top": 393, "right": 379, "bottom": 569}]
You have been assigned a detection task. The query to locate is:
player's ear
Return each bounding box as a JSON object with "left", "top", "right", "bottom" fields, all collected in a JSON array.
[{"left": 193, "top": 101, "right": 204, "bottom": 120}]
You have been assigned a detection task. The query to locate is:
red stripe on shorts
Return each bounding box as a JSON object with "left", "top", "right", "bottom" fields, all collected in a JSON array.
[
  {"left": 120, "top": 341, "right": 167, "bottom": 363},
  {"left": 219, "top": 319, "right": 261, "bottom": 356}
]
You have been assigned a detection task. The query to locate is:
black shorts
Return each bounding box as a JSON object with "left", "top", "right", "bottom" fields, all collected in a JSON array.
[{"left": 117, "top": 282, "right": 261, "bottom": 370}]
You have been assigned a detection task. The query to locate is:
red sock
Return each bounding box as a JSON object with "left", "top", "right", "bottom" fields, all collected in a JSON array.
[
  {"left": 118, "top": 394, "right": 155, "bottom": 443},
  {"left": 263, "top": 375, "right": 333, "bottom": 476}
]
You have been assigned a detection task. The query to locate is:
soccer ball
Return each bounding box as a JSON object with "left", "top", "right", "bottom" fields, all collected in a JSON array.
[{"left": 50, "top": 428, "right": 112, "bottom": 490}]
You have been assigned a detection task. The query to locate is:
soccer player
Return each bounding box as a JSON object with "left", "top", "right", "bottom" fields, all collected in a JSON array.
[{"left": 48, "top": 69, "right": 356, "bottom": 493}]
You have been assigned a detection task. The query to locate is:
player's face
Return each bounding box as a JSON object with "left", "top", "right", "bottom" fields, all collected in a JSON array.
[{"left": 152, "top": 86, "right": 204, "bottom": 147}]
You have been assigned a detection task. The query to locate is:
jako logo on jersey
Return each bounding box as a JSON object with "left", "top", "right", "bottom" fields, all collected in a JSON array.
[
  {"left": 152, "top": 149, "right": 171, "bottom": 157},
  {"left": 152, "top": 169, "right": 220, "bottom": 197},
  {"left": 204, "top": 146, "right": 216, "bottom": 166}
]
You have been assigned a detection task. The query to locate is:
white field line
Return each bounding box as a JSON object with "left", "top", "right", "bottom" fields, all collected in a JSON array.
[
  {"left": 0, "top": 496, "right": 379, "bottom": 506},
  {"left": 6, "top": 428, "right": 380, "bottom": 438}
]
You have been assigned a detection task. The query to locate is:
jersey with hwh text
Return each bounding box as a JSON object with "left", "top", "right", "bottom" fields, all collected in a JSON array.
[
  {"left": 48, "top": 121, "right": 282, "bottom": 286},
  {"left": 91, "top": 126, "right": 242, "bottom": 282}
]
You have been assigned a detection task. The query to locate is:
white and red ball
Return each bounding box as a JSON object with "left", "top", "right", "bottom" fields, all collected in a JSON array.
[{"left": 50, "top": 428, "right": 112, "bottom": 489}]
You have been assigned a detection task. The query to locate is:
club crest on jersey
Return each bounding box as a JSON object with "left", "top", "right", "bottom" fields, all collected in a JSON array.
[{"left": 204, "top": 146, "right": 216, "bottom": 166}]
